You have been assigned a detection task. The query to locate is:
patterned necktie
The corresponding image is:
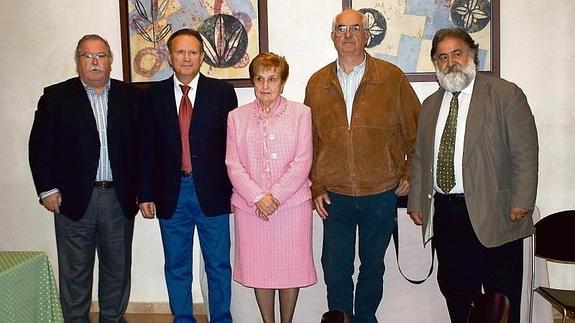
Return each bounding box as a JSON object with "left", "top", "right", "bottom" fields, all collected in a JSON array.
[
  {"left": 437, "top": 91, "right": 460, "bottom": 193},
  {"left": 179, "top": 85, "right": 193, "bottom": 174}
]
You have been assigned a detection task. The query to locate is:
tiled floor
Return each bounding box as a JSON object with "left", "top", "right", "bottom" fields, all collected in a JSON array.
[
  {"left": 88, "top": 311, "right": 574, "bottom": 323},
  {"left": 89, "top": 312, "right": 207, "bottom": 323}
]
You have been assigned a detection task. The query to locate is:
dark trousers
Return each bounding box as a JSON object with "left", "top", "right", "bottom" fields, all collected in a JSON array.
[
  {"left": 55, "top": 187, "right": 134, "bottom": 323},
  {"left": 433, "top": 194, "right": 523, "bottom": 323},
  {"left": 159, "top": 177, "right": 232, "bottom": 323},
  {"left": 321, "top": 190, "right": 397, "bottom": 323}
]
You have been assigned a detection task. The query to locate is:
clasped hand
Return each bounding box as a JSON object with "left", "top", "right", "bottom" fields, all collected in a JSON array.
[{"left": 255, "top": 194, "right": 279, "bottom": 221}]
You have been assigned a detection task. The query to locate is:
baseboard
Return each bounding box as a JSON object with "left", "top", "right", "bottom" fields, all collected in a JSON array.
[{"left": 90, "top": 302, "right": 206, "bottom": 315}]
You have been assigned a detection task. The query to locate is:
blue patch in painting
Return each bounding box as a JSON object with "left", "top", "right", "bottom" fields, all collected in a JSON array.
[
  {"left": 227, "top": 0, "right": 257, "bottom": 19},
  {"left": 405, "top": 0, "right": 454, "bottom": 39},
  {"left": 375, "top": 35, "right": 422, "bottom": 72},
  {"left": 477, "top": 49, "right": 487, "bottom": 70}
]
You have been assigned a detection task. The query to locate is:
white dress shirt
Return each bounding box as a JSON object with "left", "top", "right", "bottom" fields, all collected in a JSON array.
[
  {"left": 433, "top": 77, "right": 476, "bottom": 194},
  {"left": 336, "top": 55, "right": 366, "bottom": 126},
  {"left": 173, "top": 73, "right": 199, "bottom": 114}
]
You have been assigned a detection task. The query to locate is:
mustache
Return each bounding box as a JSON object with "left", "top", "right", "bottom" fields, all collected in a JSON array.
[
  {"left": 435, "top": 59, "right": 476, "bottom": 92},
  {"left": 442, "top": 63, "right": 464, "bottom": 74},
  {"left": 89, "top": 65, "right": 104, "bottom": 72}
]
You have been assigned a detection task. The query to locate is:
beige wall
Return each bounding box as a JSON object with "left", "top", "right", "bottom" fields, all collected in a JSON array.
[{"left": 1, "top": 0, "right": 573, "bottom": 304}]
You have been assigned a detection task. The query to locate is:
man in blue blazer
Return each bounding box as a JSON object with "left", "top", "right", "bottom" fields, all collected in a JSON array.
[
  {"left": 138, "top": 29, "right": 237, "bottom": 323},
  {"left": 29, "top": 34, "right": 139, "bottom": 322}
]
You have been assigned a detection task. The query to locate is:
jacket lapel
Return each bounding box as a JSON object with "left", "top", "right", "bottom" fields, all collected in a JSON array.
[
  {"left": 323, "top": 62, "right": 350, "bottom": 127},
  {"left": 71, "top": 78, "right": 99, "bottom": 137},
  {"left": 106, "top": 80, "right": 119, "bottom": 137},
  {"left": 160, "top": 77, "right": 184, "bottom": 158},
  {"left": 427, "top": 89, "right": 444, "bottom": 159},
  {"left": 192, "top": 74, "right": 208, "bottom": 130},
  {"left": 362, "top": 54, "right": 382, "bottom": 86},
  {"left": 429, "top": 90, "right": 444, "bottom": 134},
  {"left": 463, "top": 73, "right": 489, "bottom": 163},
  {"left": 160, "top": 77, "right": 180, "bottom": 142}
]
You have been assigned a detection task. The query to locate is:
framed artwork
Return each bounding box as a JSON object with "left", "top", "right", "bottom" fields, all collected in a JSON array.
[
  {"left": 342, "top": 0, "right": 499, "bottom": 82},
  {"left": 119, "top": 0, "right": 268, "bottom": 87}
]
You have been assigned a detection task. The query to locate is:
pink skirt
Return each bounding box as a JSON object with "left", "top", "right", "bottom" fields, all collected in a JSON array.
[{"left": 233, "top": 200, "right": 317, "bottom": 289}]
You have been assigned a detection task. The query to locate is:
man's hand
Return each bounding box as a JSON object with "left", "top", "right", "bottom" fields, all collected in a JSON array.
[
  {"left": 408, "top": 211, "right": 423, "bottom": 226},
  {"left": 139, "top": 202, "right": 156, "bottom": 219},
  {"left": 395, "top": 179, "right": 410, "bottom": 196},
  {"left": 313, "top": 193, "right": 331, "bottom": 220},
  {"left": 255, "top": 194, "right": 279, "bottom": 220},
  {"left": 510, "top": 206, "right": 529, "bottom": 222},
  {"left": 41, "top": 193, "right": 62, "bottom": 214}
]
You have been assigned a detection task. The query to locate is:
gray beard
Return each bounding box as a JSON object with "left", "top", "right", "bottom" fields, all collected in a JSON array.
[{"left": 435, "top": 60, "right": 476, "bottom": 92}]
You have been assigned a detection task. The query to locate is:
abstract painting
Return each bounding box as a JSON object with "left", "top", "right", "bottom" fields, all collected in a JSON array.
[
  {"left": 342, "top": 0, "right": 499, "bottom": 81},
  {"left": 120, "top": 0, "right": 268, "bottom": 87}
]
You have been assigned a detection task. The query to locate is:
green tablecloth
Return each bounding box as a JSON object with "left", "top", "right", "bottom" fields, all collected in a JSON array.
[{"left": 0, "top": 251, "right": 64, "bottom": 322}]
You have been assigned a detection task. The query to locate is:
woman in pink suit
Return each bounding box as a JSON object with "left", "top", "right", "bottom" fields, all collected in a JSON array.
[{"left": 225, "top": 52, "right": 317, "bottom": 323}]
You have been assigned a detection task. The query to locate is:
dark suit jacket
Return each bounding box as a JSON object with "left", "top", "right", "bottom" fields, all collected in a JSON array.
[
  {"left": 138, "top": 74, "right": 238, "bottom": 218},
  {"left": 29, "top": 77, "right": 140, "bottom": 220},
  {"left": 408, "top": 73, "right": 539, "bottom": 247}
]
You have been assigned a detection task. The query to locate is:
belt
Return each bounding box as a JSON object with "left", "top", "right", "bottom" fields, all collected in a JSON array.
[
  {"left": 181, "top": 170, "right": 192, "bottom": 178},
  {"left": 435, "top": 192, "right": 465, "bottom": 204},
  {"left": 94, "top": 181, "right": 114, "bottom": 189}
]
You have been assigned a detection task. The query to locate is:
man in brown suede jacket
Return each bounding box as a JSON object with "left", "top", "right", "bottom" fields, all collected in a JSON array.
[{"left": 304, "top": 9, "right": 420, "bottom": 323}]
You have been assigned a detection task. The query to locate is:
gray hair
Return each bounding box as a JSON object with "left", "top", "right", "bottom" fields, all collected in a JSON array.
[
  {"left": 331, "top": 9, "right": 369, "bottom": 31},
  {"left": 430, "top": 28, "right": 479, "bottom": 66},
  {"left": 74, "top": 34, "right": 113, "bottom": 63}
]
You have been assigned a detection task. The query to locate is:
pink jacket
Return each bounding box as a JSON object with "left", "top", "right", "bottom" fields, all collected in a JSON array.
[{"left": 225, "top": 97, "right": 312, "bottom": 211}]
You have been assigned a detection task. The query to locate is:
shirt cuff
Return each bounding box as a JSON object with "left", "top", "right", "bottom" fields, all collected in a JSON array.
[{"left": 39, "top": 188, "right": 59, "bottom": 199}]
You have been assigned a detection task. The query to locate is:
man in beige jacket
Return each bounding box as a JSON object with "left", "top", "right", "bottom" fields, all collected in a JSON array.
[{"left": 408, "top": 28, "right": 538, "bottom": 323}]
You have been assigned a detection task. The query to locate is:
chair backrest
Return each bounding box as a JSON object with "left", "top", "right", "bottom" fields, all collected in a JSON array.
[
  {"left": 320, "top": 309, "right": 349, "bottom": 323},
  {"left": 534, "top": 210, "right": 575, "bottom": 263},
  {"left": 467, "top": 291, "right": 510, "bottom": 323}
]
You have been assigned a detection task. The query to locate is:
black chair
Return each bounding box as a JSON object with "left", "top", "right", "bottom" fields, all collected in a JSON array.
[
  {"left": 529, "top": 210, "right": 575, "bottom": 323},
  {"left": 467, "top": 291, "right": 510, "bottom": 323},
  {"left": 320, "top": 309, "right": 349, "bottom": 323}
]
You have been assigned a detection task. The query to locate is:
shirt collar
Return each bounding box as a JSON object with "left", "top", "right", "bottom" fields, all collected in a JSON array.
[
  {"left": 81, "top": 79, "right": 110, "bottom": 95},
  {"left": 336, "top": 53, "right": 367, "bottom": 75},
  {"left": 460, "top": 76, "right": 476, "bottom": 95},
  {"left": 255, "top": 95, "right": 285, "bottom": 114},
  {"left": 173, "top": 73, "right": 200, "bottom": 92}
]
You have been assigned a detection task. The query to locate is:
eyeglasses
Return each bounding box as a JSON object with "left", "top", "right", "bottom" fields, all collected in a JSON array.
[
  {"left": 79, "top": 53, "right": 110, "bottom": 61},
  {"left": 333, "top": 25, "right": 364, "bottom": 36}
]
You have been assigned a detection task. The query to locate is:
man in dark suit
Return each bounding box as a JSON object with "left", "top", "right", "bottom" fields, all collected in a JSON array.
[
  {"left": 29, "top": 34, "right": 139, "bottom": 322},
  {"left": 408, "top": 28, "right": 539, "bottom": 323},
  {"left": 138, "top": 29, "right": 237, "bottom": 323}
]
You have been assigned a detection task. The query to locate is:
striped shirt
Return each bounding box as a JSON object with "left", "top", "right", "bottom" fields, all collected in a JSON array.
[
  {"left": 83, "top": 80, "right": 113, "bottom": 182},
  {"left": 336, "top": 55, "right": 366, "bottom": 126}
]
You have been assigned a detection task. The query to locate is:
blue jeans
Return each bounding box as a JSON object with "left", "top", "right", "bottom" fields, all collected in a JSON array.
[
  {"left": 159, "top": 177, "right": 232, "bottom": 323},
  {"left": 321, "top": 190, "right": 397, "bottom": 323}
]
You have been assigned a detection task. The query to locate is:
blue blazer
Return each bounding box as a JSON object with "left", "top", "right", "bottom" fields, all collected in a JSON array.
[
  {"left": 29, "top": 77, "right": 140, "bottom": 220},
  {"left": 138, "top": 74, "right": 238, "bottom": 218}
]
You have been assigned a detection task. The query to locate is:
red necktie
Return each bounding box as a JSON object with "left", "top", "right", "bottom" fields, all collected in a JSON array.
[{"left": 179, "top": 85, "right": 192, "bottom": 174}]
